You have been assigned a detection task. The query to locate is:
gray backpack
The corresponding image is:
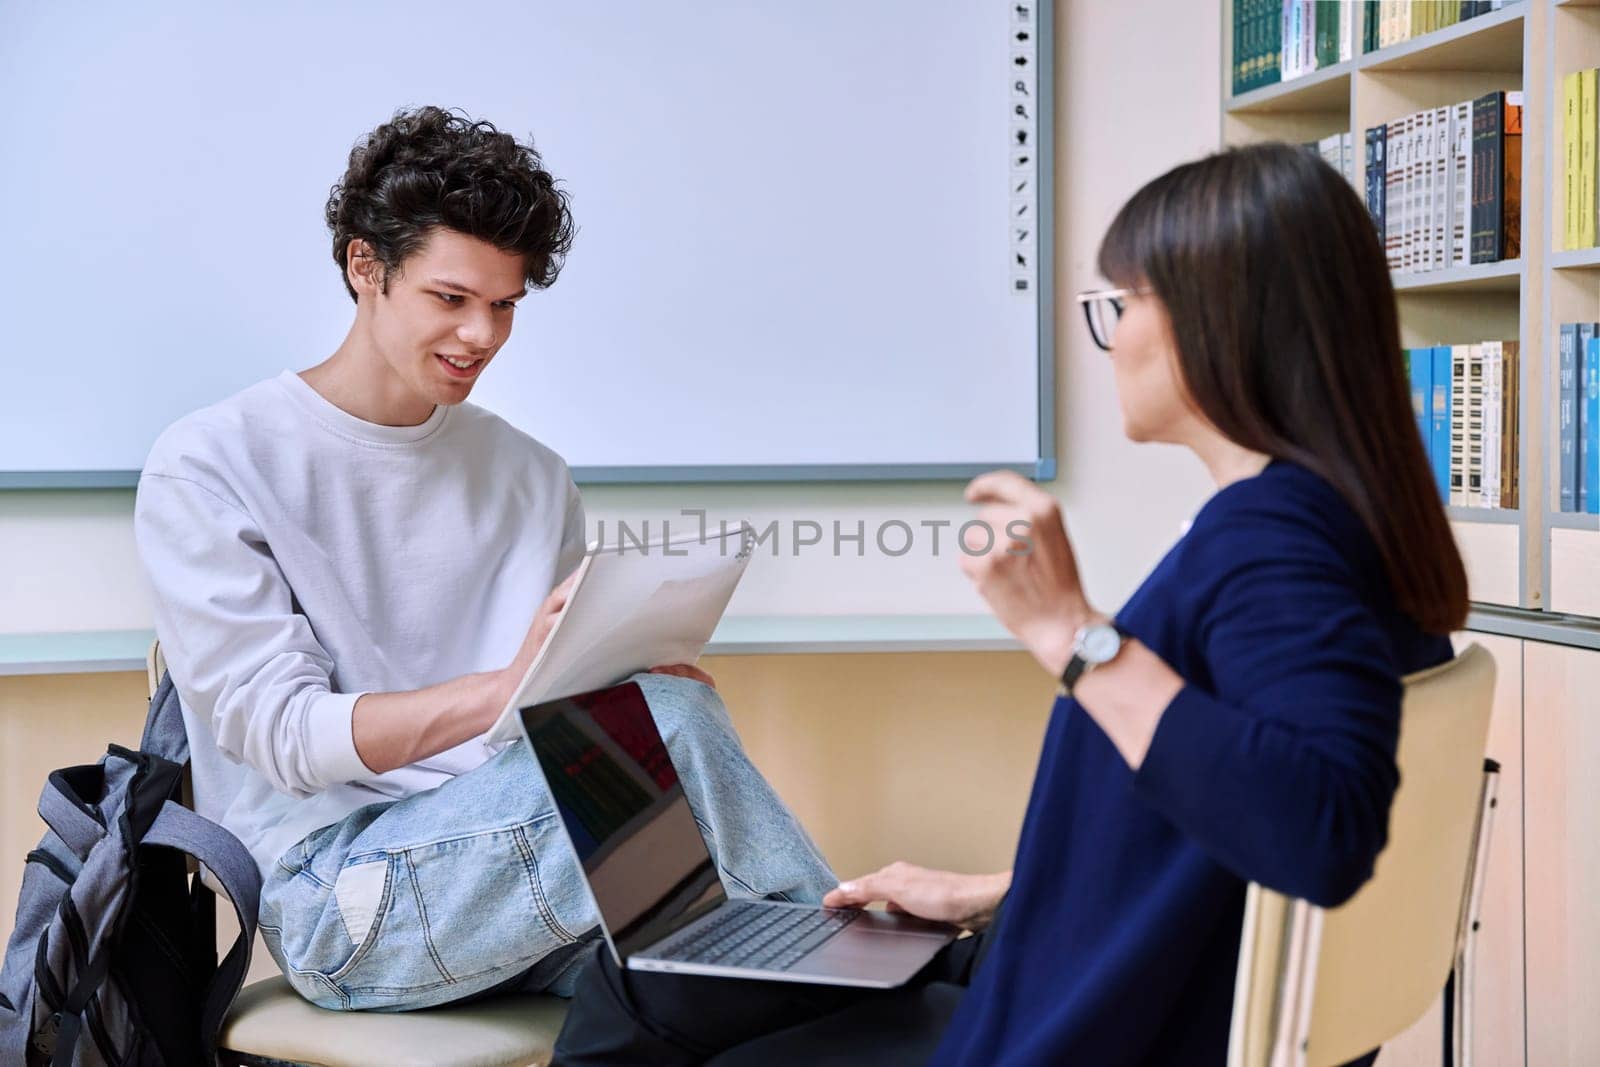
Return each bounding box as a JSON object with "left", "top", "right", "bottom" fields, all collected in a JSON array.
[{"left": 0, "top": 672, "right": 261, "bottom": 1065}]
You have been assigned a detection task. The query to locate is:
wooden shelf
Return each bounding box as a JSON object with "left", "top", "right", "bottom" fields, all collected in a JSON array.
[
  {"left": 1551, "top": 246, "right": 1600, "bottom": 269},
  {"left": 1360, "top": 5, "right": 1525, "bottom": 73},
  {"left": 1391, "top": 260, "right": 1522, "bottom": 293},
  {"left": 1447, "top": 505, "right": 1524, "bottom": 524},
  {"left": 1226, "top": 62, "right": 1353, "bottom": 114}
]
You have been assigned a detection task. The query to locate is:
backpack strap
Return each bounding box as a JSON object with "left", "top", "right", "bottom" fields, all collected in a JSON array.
[
  {"left": 144, "top": 801, "right": 261, "bottom": 1058},
  {"left": 140, "top": 670, "right": 190, "bottom": 766}
]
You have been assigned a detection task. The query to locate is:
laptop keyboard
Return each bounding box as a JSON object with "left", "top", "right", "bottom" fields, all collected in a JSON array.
[{"left": 654, "top": 901, "right": 860, "bottom": 971}]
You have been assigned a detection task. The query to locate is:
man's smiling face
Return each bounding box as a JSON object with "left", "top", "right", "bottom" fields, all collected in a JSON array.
[{"left": 358, "top": 227, "right": 529, "bottom": 408}]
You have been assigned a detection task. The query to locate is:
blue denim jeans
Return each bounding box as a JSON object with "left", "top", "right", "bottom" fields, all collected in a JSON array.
[{"left": 257, "top": 674, "right": 836, "bottom": 1011}]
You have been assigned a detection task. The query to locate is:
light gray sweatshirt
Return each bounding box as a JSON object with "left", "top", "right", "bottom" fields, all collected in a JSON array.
[{"left": 134, "top": 370, "right": 585, "bottom": 877}]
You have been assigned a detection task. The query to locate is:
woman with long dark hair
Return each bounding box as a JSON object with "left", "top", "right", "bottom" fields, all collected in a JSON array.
[{"left": 553, "top": 142, "right": 1470, "bottom": 1066}]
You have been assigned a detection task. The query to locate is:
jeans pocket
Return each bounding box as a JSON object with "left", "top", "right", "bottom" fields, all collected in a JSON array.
[
  {"left": 323, "top": 855, "right": 393, "bottom": 982},
  {"left": 370, "top": 817, "right": 598, "bottom": 990}
]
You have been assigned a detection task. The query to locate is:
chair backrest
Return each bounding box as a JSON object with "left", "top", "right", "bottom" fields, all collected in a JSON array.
[
  {"left": 147, "top": 640, "right": 168, "bottom": 702},
  {"left": 1228, "top": 642, "right": 1498, "bottom": 1067}
]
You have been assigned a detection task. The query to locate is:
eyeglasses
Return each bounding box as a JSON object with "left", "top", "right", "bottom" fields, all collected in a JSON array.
[{"left": 1074, "top": 286, "right": 1150, "bottom": 352}]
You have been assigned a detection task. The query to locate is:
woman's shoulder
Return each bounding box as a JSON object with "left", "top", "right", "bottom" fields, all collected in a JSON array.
[{"left": 1185, "top": 458, "right": 1373, "bottom": 569}]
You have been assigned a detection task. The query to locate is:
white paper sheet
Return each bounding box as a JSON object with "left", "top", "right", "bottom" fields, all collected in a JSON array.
[{"left": 486, "top": 524, "right": 754, "bottom": 744}]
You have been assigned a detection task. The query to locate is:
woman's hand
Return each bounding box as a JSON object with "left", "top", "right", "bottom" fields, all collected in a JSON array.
[
  {"left": 960, "top": 469, "right": 1099, "bottom": 676},
  {"left": 647, "top": 663, "right": 717, "bottom": 689},
  {"left": 821, "top": 862, "right": 1011, "bottom": 931}
]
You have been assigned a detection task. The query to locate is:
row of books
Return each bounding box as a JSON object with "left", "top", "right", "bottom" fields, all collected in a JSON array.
[
  {"left": 1308, "top": 132, "right": 1359, "bottom": 189},
  {"left": 1232, "top": 1, "right": 1356, "bottom": 95},
  {"left": 1232, "top": 2, "right": 1516, "bottom": 97},
  {"left": 1362, "top": 92, "right": 1522, "bottom": 275},
  {"left": 1407, "top": 343, "right": 1520, "bottom": 509},
  {"left": 1561, "top": 70, "right": 1600, "bottom": 251},
  {"left": 1369, "top": 1, "right": 1514, "bottom": 53},
  {"left": 1556, "top": 324, "right": 1600, "bottom": 514}
]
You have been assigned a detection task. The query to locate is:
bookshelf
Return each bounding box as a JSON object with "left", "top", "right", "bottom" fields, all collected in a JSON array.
[
  {"left": 1543, "top": 0, "right": 1600, "bottom": 622},
  {"left": 1221, "top": 1, "right": 1572, "bottom": 619}
]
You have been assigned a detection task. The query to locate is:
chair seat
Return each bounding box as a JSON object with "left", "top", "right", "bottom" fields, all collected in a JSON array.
[{"left": 219, "top": 977, "right": 570, "bottom": 1067}]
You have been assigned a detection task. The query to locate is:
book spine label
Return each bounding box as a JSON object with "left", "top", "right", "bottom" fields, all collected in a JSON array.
[
  {"left": 1431, "top": 345, "right": 1453, "bottom": 499},
  {"left": 1561, "top": 323, "right": 1579, "bottom": 512},
  {"left": 1587, "top": 331, "right": 1600, "bottom": 515}
]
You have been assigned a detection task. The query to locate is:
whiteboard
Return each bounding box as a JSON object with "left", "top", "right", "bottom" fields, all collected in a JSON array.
[{"left": 0, "top": 0, "right": 1054, "bottom": 486}]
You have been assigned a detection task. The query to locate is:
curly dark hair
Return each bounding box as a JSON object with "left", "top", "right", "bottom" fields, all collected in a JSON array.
[{"left": 325, "top": 106, "right": 575, "bottom": 302}]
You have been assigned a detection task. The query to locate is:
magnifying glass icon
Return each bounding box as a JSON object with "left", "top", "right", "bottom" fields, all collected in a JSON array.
[
  {"left": 1015, "top": 103, "right": 1030, "bottom": 119},
  {"left": 1014, "top": 80, "right": 1029, "bottom": 95}
]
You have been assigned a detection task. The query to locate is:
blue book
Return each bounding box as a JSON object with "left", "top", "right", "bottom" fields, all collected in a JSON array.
[
  {"left": 1430, "top": 346, "right": 1453, "bottom": 500},
  {"left": 1407, "top": 348, "right": 1432, "bottom": 463},
  {"left": 1560, "top": 323, "right": 1579, "bottom": 513},
  {"left": 1587, "top": 334, "right": 1600, "bottom": 515}
]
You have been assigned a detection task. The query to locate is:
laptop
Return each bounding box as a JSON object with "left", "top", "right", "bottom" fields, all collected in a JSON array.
[{"left": 516, "top": 681, "right": 958, "bottom": 987}]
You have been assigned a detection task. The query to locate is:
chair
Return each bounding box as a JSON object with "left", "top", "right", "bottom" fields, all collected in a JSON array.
[
  {"left": 1227, "top": 642, "right": 1499, "bottom": 1067},
  {"left": 146, "top": 642, "right": 571, "bottom": 1067}
]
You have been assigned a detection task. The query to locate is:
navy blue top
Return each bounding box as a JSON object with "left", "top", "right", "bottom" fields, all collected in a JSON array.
[{"left": 934, "top": 459, "right": 1454, "bottom": 1066}]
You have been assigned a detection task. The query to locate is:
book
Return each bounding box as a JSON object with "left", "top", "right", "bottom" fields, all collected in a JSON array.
[
  {"left": 1342, "top": 130, "right": 1355, "bottom": 189},
  {"left": 1566, "top": 71, "right": 1580, "bottom": 251},
  {"left": 484, "top": 525, "right": 754, "bottom": 745},
  {"left": 1587, "top": 331, "right": 1600, "bottom": 515},
  {"left": 1450, "top": 101, "right": 1472, "bottom": 266},
  {"left": 1501, "top": 340, "right": 1519, "bottom": 509},
  {"left": 1433, "top": 106, "right": 1450, "bottom": 270},
  {"left": 1366, "top": 125, "right": 1388, "bottom": 238},
  {"left": 1449, "top": 344, "right": 1468, "bottom": 505},
  {"left": 1581, "top": 71, "right": 1595, "bottom": 250},
  {"left": 1465, "top": 343, "right": 1485, "bottom": 503},
  {"left": 1580, "top": 323, "right": 1597, "bottom": 512},
  {"left": 1431, "top": 345, "right": 1453, "bottom": 499},
  {"left": 1480, "top": 341, "right": 1501, "bottom": 508},
  {"left": 1470, "top": 91, "right": 1506, "bottom": 263},
  {"left": 1560, "top": 322, "right": 1579, "bottom": 512},
  {"left": 1386, "top": 116, "right": 1406, "bottom": 270},
  {"left": 1408, "top": 347, "right": 1433, "bottom": 464},
  {"left": 1339, "top": 1, "right": 1354, "bottom": 62},
  {"left": 1316, "top": 0, "right": 1339, "bottom": 69},
  {"left": 1503, "top": 90, "right": 1523, "bottom": 260}
]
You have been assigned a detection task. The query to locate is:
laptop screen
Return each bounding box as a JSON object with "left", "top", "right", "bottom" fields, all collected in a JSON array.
[{"left": 518, "top": 681, "right": 726, "bottom": 959}]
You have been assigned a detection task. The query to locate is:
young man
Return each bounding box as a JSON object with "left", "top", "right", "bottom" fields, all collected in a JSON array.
[{"left": 133, "top": 106, "right": 833, "bottom": 1010}]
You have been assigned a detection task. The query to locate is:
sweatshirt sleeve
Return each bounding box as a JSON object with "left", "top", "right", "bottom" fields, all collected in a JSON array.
[
  {"left": 555, "top": 472, "right": 588, "bottom": 583},
  {"left": 134, "top": 470, "right": 372, "bottom": 797},
  {"left": 1130, "top": 514, "right": 1404, "bottom": 908}
]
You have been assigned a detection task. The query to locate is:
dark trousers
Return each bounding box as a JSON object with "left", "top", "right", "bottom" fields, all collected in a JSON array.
[
  {"left": 551, "top": 927, "right": 991, "bottom": 1066},
  {"left": 550, "top": 926, "right": 1383, "bottom": 1067}
]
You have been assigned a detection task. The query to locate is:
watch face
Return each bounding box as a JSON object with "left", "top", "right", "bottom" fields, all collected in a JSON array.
[{"left": 1079, "top": 624, "right": 1122, "bottom": 664}]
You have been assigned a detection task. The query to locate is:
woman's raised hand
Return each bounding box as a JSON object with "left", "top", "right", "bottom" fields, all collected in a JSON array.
[{"left": 960, "top": 469, "right": 1098, "bottom": 676}]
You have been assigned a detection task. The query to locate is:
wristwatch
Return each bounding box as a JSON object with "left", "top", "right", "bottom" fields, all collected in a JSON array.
[{"left": 1057, "top": 620, "right": 1128, "bottom": 698}]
